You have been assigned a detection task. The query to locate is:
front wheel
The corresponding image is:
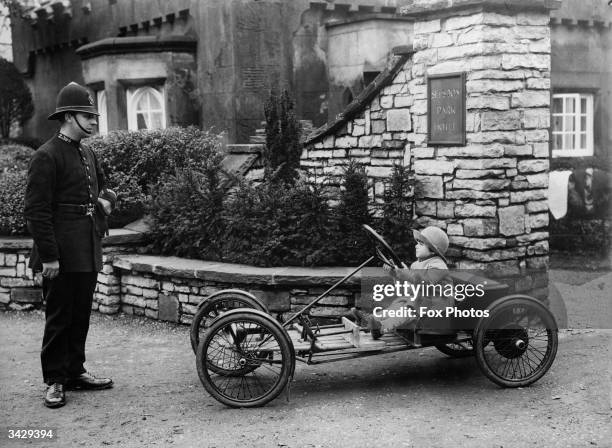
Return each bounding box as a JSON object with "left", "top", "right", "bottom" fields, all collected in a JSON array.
[
  {"left": 474, "top": 296, "right": 558, "bottom": 388},
  {"left": 196, "top": 309, "right": 295, "bottom": 408}
]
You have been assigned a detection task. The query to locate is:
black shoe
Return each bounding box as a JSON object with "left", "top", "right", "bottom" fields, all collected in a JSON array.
[
  {"left": 44, "top": 383, "right": 65, "bottom": 408},
  {"left": 66, "top": 372, "right": 113, "bottom": 391},
  {"left": 349, "top": 308, "right": 369, "bottom": 327},
  {"left": 366, "top": 316, "right": 383, "bottom": 340}
]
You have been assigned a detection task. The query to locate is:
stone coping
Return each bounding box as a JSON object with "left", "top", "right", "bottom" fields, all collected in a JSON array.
[
  {"left": 0, "top": 229, "right": 148, "bottom": 250},
  {"left": 398, "top": 0, "right": 561, "bottom": 16},
  {"left": 76, "top": 35, "right": 197, "bottom": 59},
  {"left": 113, "top": 254, "right": 375, "bottom": 287},
  {"left": 303, "top": 50, "right": 412, "bottom": 145}
]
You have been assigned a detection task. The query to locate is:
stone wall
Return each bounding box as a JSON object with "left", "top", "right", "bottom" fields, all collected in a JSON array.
[
  {"left": 108, "top": 256, "right": 360, "bottom": 325},
  {"left": 0, "top": 232, "right": 149, "bottom": 312},
  {"left": 301, "top": 48, "right": 414, "bottom": 205},
  {"left": 0, "top": 240, "right": 40, "bottom": 311},
  {"left": 0, "top": 239, "right": 362, "bottom": 322}
]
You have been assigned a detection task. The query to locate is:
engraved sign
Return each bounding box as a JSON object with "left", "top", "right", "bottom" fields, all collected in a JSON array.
[{"left": 427, "top": 73, "right": 466, "bottom": 145}]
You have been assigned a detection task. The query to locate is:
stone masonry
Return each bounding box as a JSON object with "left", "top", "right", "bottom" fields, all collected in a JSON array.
[
  {"left": 302, "top": 0, "right": 558, "bottom": 300},
  {"left": 0, "top": 240, "right": 362, "bottom": 323}
]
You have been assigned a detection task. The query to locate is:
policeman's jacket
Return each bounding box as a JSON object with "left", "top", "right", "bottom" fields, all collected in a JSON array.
[{"left": 24, "top": 133, "right": 107, "bottom": 272}]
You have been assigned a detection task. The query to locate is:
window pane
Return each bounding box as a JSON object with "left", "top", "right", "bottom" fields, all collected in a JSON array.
[
  {"left": 137, "top": 113, "right": 148, "bottom": 130},
  {"left": 553, "top": 115, "right": 563, "bottom": 132},
  {"left": 565, "top": 97, "right": 575, "bottom": 113},
  {"left": 553, "top": 97, "right": 563, "bottom": 113},
  {"left": 564, "top": 115, "right": 574, "bottom": 132},
  {"left": 553, "top": 133, "right": 562, "bottom": 150},
  {"left": 581, "top": 97, "right": 587, "bottom": 111},
  {"left": 136, "top": 92, "right": 151, "bottom": 112},
  {"left": 580, "top": 115, "right": 587, "bottom": 131},
  {"left": 148, "top": 93, "right": 162, "bottom": 110},
  {"left": 580, "top": 133, "right": 587, "bottom": 149},
  {"left": 564, "top": 133, "right": 575, "bottom": 149},
  {"left": 150, "top": 112, "right": 163, "bottom": 130}
]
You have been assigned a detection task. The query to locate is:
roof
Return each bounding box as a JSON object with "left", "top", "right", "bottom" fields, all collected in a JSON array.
[{"left": 304, "top": 46, "right": 414, "bottom": 145}]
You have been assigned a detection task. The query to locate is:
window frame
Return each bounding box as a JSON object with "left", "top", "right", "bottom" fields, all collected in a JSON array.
[
  {"left": 96, "top": 90, "right": 108, "bottom": 136},
  {"left": 126, "top": 86, "right": 166, "bottom": 131},
  {"left": 551, "top": 92, "right": 594, "bottom": 158}
]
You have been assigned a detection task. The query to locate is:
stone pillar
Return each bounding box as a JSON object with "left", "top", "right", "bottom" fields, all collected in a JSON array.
[{"left": 399, "top": 0, "right": 558, "bottom": 298}]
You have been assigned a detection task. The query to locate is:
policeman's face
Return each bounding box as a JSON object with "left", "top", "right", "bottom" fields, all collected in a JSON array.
[{"left": 67, "top": 112, "right": 98, "bottom": 137}]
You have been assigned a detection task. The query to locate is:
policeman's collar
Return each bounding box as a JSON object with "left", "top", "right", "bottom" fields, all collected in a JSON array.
[{"left": 57, "top": 132, "right": 79, "bottom": 147}]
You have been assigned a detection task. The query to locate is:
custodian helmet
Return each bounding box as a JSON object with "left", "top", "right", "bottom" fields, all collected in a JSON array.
[{"left": 48, "top": 82, "right": 99, "bottom": 120}]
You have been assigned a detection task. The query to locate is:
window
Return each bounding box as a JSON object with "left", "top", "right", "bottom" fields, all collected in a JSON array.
[
  {"left": 552, "top": 93, "right": 594, "bottom": 157},
  {"left": 126, "top": 86, "right": 166, "bottom": 131},
  {"left": 96, "top": 90, "right": 108, "bottom": 136}
]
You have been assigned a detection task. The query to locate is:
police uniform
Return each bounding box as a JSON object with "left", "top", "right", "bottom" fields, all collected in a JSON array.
[{"left": 24, "top": 82, "right": 111, "bottom": 388}]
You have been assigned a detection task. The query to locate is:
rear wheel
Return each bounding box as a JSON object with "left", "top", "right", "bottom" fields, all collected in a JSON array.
[
  {"left": 475, "top": 296, "right": 558, "bottom": 388},
  {"left": 196, "top": 309, "right": 294, "bottom": 408},
  {"left": 190, "top": 290, "right": 267, "bottom": 354}
]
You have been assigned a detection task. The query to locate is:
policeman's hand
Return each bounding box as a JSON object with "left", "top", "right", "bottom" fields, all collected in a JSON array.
[
  {"left": 97, "top": 197, "right": 112, "bottom": 216},
  {"left": 42, "top": 260, "right": 60, "bottom": 279}
]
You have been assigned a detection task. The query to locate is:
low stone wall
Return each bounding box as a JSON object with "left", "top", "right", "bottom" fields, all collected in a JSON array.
[
  {"left": 0, "top": 239, "right": 41, "bottom": 310},
  {"left": 107, "top": 255, "right": 361, "bottom": 325},
  {"left": 0, "top": 231, "right": 150, "bottom": 311},
  {"left": 1, "top": 236, "right": 549, "bottom": 321}
]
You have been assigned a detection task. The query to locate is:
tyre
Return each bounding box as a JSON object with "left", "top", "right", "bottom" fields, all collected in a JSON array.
[
  {"left": 435, "top": 340, "right": 474, "bottom": 358},
  {"left": 189, "top": 290, "right": 267, "bottom": 354},
  {"left": 196, "top": 309, "right": 295, "bottom": 408},
  {"left": 474, "top": 296, "right": 558, "bottom": 388}
]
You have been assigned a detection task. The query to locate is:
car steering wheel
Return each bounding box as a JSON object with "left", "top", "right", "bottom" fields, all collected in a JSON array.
[{"left": 362, "top": 224, "right": 404, "bottom": 268}]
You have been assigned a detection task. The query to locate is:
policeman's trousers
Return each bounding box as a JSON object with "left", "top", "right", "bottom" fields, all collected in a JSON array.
[{"left": 41, "top": 272, "right": 98, "bottom": 385}]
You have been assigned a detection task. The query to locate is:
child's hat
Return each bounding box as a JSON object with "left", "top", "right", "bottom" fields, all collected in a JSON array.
[{"left": 413, "top": 226, "right": 449, "bottom": 264}]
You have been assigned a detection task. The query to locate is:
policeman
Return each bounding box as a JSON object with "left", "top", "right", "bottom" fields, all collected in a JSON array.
[{"left": 25, "top": 82, "right": 116, "bottom": 408}]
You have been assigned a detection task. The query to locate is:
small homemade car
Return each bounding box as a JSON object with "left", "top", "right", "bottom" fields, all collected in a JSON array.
[{"left": 190, "top": 225, "right": 558, "bottom": 408}]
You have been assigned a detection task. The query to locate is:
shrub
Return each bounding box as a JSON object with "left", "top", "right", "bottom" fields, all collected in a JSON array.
[
  {"left": 263, "top": 89, "right": 302, "bottom": 184},
  {"left": 148, "top": 168, "right": 226, "bottom": 260},
  {"left": 0, "top": 170, "right": 27, "bottom": 235},
  {"left": 221, "top": 180, "right": 337, "bottom": 266},
  {"left": 0, "top": 58, "right": 34, "bottom": 138},
  {"left": 333, "top": 161, "right": 374, "bottom": 264},
  {"left": 381, "top": 164, "right": 416, "bottom": 264},
  {"left": 0, "top": 143, "right": 33, "bottom": 173},
  {"left": 85, "top": 126, "right": 224, "bottom": 227}
]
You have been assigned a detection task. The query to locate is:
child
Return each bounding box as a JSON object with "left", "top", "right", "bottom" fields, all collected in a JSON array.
[{"left": 353, "top": 226, "right": 450, "bottom": 339}]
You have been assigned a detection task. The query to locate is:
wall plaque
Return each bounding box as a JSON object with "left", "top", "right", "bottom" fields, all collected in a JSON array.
[{"left": 427, "top": 72, "right": 466, "bottom": 146}]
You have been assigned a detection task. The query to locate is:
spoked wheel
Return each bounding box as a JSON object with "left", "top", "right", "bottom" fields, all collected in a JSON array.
[
  {"left": 362, "top": 224, "right": 404, "bottom": 268},
  {"left": 435, "top": 340, "right": 474, "bottom": 358},
  {"left": 190, "top": 290, "right": 267, "bottom": 354},
  {"left": 475, "top": 296, "right": 558, "bottom": 388},
  {"left": 196, "top": 309, "right": 295, "bottom": 408}
]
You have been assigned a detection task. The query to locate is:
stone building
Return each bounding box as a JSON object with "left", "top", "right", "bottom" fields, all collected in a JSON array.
[{"left": 303, "top": 0, "right": 557, "bottom": 286}]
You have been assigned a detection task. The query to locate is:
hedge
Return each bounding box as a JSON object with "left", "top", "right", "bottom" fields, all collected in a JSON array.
[
  {"left": 0, "top": 170, "right": 27, "bottom": 235},
  {"left": 85, "top": 126, "right": 223, "bottom": 227}
]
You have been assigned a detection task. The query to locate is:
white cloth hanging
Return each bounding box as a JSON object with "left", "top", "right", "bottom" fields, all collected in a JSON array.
[{"left": 548, "top": 170, "right": 572, "bottom": 220}]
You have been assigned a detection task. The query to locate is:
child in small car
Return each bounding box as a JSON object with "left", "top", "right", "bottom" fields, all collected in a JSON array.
[{"left": 352, "top": 226, "right": 450, "bottom": 339}]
